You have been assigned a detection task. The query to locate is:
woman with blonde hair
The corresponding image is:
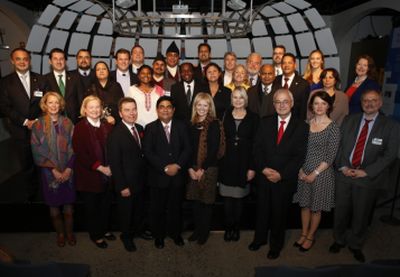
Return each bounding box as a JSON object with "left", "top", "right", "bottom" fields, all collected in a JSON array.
[
  {"left": 226, "top": 64, "right": 251, "bottom": 92},
  {"left": 31, "top": 92, "right": 75, "bottom": 247},
  {"left": 187, "top": 92, "right": 225, "bottom": 245},
  {"left": 303, "top": 49, "right": 324, "bottom": 91},
  {"left": 72, "top": 95, "right": 114, "bottom": 249}
]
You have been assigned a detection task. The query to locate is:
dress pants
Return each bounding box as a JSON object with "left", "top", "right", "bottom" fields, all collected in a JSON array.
[
  {"left": 81, "top": 190, "right": 111, "bottom": 241},
  {"left": 117, "top": 188, "right": 145, "bottom": 238},
  {"left": 253, "top": 182, "right": 294, "bottom": 251},
  {"left": 334, "top": 178, "right": 377, "bottom": 249},
  {"left": 150, "top": 185, "right": 183, "bottom": 240},
  {"left": 192, "top": 201, "right": 213, "bottom": 240}
]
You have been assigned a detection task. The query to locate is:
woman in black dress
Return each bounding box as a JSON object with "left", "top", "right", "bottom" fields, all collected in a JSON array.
[{"left": 219, "top": 87, "right": 258, "bottom": 241}]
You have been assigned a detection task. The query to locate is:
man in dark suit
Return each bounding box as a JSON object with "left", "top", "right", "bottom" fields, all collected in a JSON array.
[
  {"left": 222, "top": 51, "right": 237, "bottom": 86},
  {"left": 193, "top": 43, "right": 211, "bottom": 83},
  {"left": 272, "top": 45, "right": 286, "bottom": 76},
  {"left": 44, "top": 48, "right": 81, "bottom": 124},
  {"left": 143, "top": 96, "right": 191, "bottom": 249},
  {"left": 246, "top": 52, "right": 262, "bottom": 87},
  {"left": 249, "top": 89, "right": 308, "bottom": 259},
  {"left": 164, "top": 41, "right": 180, "bottom": 83},
  {"left": 329, "top": 89, "right": 400, "bottom": 262},
  {"left": 69, "top": 49, "right": 95, "bottom": 103},
  {"left": 0, "top": 47, "right": 46, "bottom": 200},
  {"left": 110, "top": 48, "right": 138, "bottom": 96},
  {"left": 130, "top": 44, "right": 145, "bottom": 75},
  {"left": 107, "top": 97, "right": 147, "bottom": 252},
  {"left": 247, "top": 64, "right": 279, "bottom": 118},
  {"left": 274, "top": 53, "right": 309, "bottom": 120},
  {"left": 170, "top": 62, "right": 208, "bottom": 123}
]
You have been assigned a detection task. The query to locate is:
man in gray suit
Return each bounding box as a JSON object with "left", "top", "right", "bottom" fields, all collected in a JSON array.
[{"left": 329, "top": 89, "right": 400, "bottom": 262}]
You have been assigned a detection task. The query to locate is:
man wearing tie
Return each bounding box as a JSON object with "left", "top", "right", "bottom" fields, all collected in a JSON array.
[
  {"left": 0, "top": 47, "right": 46, "bottom": 200},
  {"left": 329, "top": 89, "right": 400, "bottom": 262},
  {"left": 107, "top": 97, "right": 147, "bottom": 252},
  {"left": 69, "top": 49, "right": 95, "bottom": 103},
  {"left": 249, "top": 89, "right": 308, "bottom": 259},
  {"left": 274, "top": 53, "right": 309, "bottom": 120},
  {"left": 272, "top": 45, "right": 286, "bottom": 76},
  {"left": 193, "top": 43, "right": 211, "bottom": 83},
  {"left": 246, "top": 52, "right": 262, "bottom": 87},
  {"left": 247, "top": 64, "right": 279, "bottom": 118},
  {"left": 44, "top": 48, "right": 81, "bottom": 123},
  {"left": 143, "top": 96, "right": 191, "bottom": 249}
]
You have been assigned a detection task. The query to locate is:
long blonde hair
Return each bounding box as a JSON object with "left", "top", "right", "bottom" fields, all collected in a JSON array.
[
  {"left": 191, "top": 93, "right": 216, "bottom": 124},
  {"left": 303, "top": 49, "right": 324, "bottom": 84}
]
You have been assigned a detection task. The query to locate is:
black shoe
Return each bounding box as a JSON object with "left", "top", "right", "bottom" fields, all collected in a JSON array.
[
  {"left": 248, "top": 241, "right": 267, "bottom": 251},
  {"left": 138, "top": 230, "right": 153, "bottom": 240},
  {"left": 329, "top": 242, "right": 345, "bottom": 253},
  {"left": 93, "top": 239, "right": 108, "bottom": 249},
  {"left": 120, "top": 236, "right": 136, "bottom": 252},
  {"left": 231, "top": 229, "right": 240, "bottom": 242},
  {"left": 349, "top": 247, "right": 365, "bottom": 263},
  {"left": 154, "top": 238, "right": 164, "bottom": 249},
  {"left": 224, "top": 229, "right": 232, "bottom": 242},
  {"left": 104, "top": 233, "right": 116, "bottom": 241},
  {"left": 188, "top": 232, "right": 199, "bottom": 242},
  {"left": 173, "top": 236, "right": 185, "bottom": 247},
  {"left": 299, "top": 238, "right": 315, "bottom": 252},
  {"left": 267, "top": 250, "right": 280, "bottom": 260}
]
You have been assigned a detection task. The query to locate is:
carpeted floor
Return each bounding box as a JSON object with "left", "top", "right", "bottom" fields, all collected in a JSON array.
[{"left": 1, "top": 207, "right": 399, "bottom": 277}]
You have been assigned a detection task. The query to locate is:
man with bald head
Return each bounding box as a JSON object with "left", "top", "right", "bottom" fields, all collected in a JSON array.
[
  {"left": 249, "top": 89, "right": 308, "bottom": 260},
  {"left": 247, "top": 64, "right": 279, "bottom": 118}
]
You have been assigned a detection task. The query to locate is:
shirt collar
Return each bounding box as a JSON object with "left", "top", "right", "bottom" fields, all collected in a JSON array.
[{"left": 87, "top": 117, "right": 101, "bottom": 127}]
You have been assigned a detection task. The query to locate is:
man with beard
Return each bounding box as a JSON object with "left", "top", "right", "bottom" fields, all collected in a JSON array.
[
  {"left": 246, "top": 52, "right": 262, "bottom": 87},
  {"left": 193, "top": 43, "right": 211, "bottom": 83},
  {"left": 69, "top": 49, "right": 95, "bottom": 105},
  {"left": 152, "top": 54, "right": 175, "bottom": 93},
  {"left": 272, "top": 45, "right": 286, "bottom": 76}
]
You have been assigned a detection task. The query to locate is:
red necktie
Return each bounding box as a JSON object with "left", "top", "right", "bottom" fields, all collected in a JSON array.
[
  {"left": 277, "top": 120, "right": 286, "bottom": 145},
  {"left": 131, "top": 126, "right": 141, "bottom": 148},
  {"left": 351, "top": 119, "right": 372, "bottom": 168},
  {"left": 284, "top": 77, "right": 289, "bottom": 89}
]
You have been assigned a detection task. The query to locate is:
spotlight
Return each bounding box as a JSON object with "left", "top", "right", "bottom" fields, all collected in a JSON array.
[
  {"left": 227, "top": 0, "right": 247, "bottom": 11},
  {"left": 115, "top": 0, "right": 136, "bottom": 9}
]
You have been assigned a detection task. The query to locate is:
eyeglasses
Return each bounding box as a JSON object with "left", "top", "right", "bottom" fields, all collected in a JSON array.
[{"left": 273, "top": 100, "right": 291, "bottom": 106}]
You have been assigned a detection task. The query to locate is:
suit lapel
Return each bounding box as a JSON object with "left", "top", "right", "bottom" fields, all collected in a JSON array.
[
  {"left": 157, "top": 120, "right": 170, "bottom": 145},
  {"left": 278, "top": 116, "right": 296, "bottom": 146},
  {"left": 12, "top": 72, "right": 30, "bottom": 101}
]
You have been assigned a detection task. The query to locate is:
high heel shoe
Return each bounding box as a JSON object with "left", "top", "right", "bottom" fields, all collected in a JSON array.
[
  {"left": 293, "top": 234, "right": 307, "bottom": 248},
  {"left": 299, "top": 237, "right": 315, "bottom": 252}
]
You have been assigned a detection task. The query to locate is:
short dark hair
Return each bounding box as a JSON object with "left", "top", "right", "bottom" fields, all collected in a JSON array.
[
  {"left": 361, "top": 89, "right": 382, "bottom": 100},
  {"left": 320, "top": 68, "right": 341, "bottom": 90},
  {"left": 179, "top": 62, "right": 194, "bottom": 72},
  {"left": 137, "top": 65, "right": 155, "bottom": 86},
  {"left": 274, "top": 45, "right": 286, "bottom": 52},
  {"left": 204, "top": 62, "right": 222, "bottom": 73},
  {"left": 10, "top": 47, "right": 30, "bottom": 59},
  {"left": 308, "top": 90, "right": 334, "bottom": 116},
  {"left": 198, "top": 43, "right": 211, "bottom": 53},
  {"left": 156, "top": 96, "right": 175, "bottom": 108},
  {"left": 115, "top": 48, "right": 130, "bottom": 59},
  {"left": 282, "top": 53, "right": 296, "bottom": 62},
  {"left": 118, "top": 97, "right": 137, "bottom": 111},
  {"left": 76, "top": 49, "right": 91, "bottom": 57},
  {"left": 131, "top": 44, "right": 144, "bottom": 54},
  {"left": 49, "top": 48, "right": 66, "bottom": 60}
]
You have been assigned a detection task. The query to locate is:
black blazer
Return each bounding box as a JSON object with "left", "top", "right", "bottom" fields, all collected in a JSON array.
[
  {"left": 107, "top": 122, "right": 146, "bottom": 193},
  {"left": 254, "top": 114, "right": 308, "bottom": 189},
  {"left": 44, "top": 71, "right": 82, "bottom": 124},
  {"left": 247, "top": 82, "right": 279, "bottom": 118},
  {"left": 68, "top": 69, "right": 96, "bottom": 104},
  {"left": 204, "top": 85, "right": 232, "bottom": 121},
  {"left": 110, "top": 70, "right": 139, "bottom": 87},
  {"left": 143, "top": 119, "right": 191, "bottom": 188},
  {"left": 275, "top": 75, "right": 310, "bottom": 120},
  {"left": 0, "top": 71, "right": 46, "bottom": 139},
  {"left": 170, "top": 80, "right": 208, "bottom": 122},
  {"left": 219, "top": 109, "right": 259, "bottom": 187}
]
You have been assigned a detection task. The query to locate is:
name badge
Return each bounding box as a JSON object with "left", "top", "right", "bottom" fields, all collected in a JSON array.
[
  {"left": 164, "top": 90, "right": 171, "bottom": 96},
  {"left": 33, "top": 90, "right": 43, "bottom": 97},
  {"left": 372, "top": 138, "right": 383, "bottom": 145}
]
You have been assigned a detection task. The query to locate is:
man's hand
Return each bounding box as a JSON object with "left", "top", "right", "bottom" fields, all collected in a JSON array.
[{"left": 121, "top": 188, "right": 131, "bottom": 197}]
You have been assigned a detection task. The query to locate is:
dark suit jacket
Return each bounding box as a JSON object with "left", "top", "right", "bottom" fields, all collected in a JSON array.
[
  {"left": 0, "top": 71, "right": 46, "bottom": 139},
  {"left": 110, "top": 70, "right": 139, "bottom": 87},
  {"left": 170, "top": 80, "right": 208, "bottom": 122},
  {"left": 44, "top": 71, "right": 81, "bottom": 124},
  {"left": 143, "top": 119, "right": 191, "bottom": 188},
  {"left": 165, "top": 67, "right": 180, "bottom": 83},
  {"left": 254, "top": 114, "right": 308, "bottom": 189},
  {"left": 335, "top": 113, "right": 400, "bottom": 189},
  {"left": 153, "top": 77, "right": 175, "bottom": 92},
  {"left": 68, "top": 69, "right": 96, "bottom": 104},
  {"left": 107, "top": 122, "right": 146, "bottom": 193},
  {"left": 346, "top": 78, "right": 380, "bottom": 114},
  {"left": 275, "top": 74, "right": 310, "bottom": 120},
  {"left": 204, "top": 85, "right": 232, "bottom": 120},
  {"left": 247, "top": 82, "right": 279, "bottom": 118}
]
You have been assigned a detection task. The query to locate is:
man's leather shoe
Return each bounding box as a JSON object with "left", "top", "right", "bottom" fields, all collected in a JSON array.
[
  {"left": 104, "top": 233, "right": 116, "bottom": 241},
  {"left": 93, "top": 240, "right": 108, "bottom": 249},
  {"left": 120, "top": 235, "right": 136, "bottom": 252},
  {"left": 173, "top": 236, "right": 185, "bottom": 247},
  {"left": 267, "top": 250, "right": 280, "bottom": 260},
  {"left": 139, "top": 230, "right": 153, "bottom": 240},
  {"left": 231, "top": 229, "right": 240, "bottom": 241},
  {"left": 329, "top": 242, "right": 345, "bottom": 253},
  {"left": 155, "top": 238, "right": 164, "bottom": 249},
  {"left": 248, "top": 241, "right": 267, "bottom": 251},
  {"left": 349, "top": 247, "right": 365, "bottom": 263}
]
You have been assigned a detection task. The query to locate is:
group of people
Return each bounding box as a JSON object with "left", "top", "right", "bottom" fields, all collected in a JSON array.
[{"left": 0, "top": 41, "right": 399, "bottom": 264}]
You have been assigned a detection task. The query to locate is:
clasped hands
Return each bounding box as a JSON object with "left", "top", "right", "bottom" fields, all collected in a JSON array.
[{"left": 262, "top": 167, "right": 281, "bottom": 183}]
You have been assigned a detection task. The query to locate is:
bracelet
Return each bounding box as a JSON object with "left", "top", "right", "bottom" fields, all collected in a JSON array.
[{"left": 314, "top": 169, "right": 320, "bottom": 176}]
